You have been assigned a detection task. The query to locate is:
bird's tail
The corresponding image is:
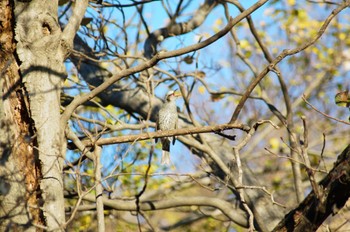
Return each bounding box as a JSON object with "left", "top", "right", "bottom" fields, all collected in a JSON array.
[
  {"left": 161, "top": 150, "right": 171, "bottom": 165},
  {"left": 161, "top": 138, "right": 171, "bottom": 165}
]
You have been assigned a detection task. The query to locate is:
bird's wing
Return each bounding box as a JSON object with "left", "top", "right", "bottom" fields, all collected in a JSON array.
[
  {"left": 172, "top": 116, "right": 177, "bottom": 145},
  {"left": 155, "top": 116, "right": 159, "bottom": 143}
]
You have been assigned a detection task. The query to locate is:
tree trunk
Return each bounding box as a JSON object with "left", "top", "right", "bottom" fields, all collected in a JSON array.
[{"left": 1, "top": 0, "right": 66, "bottom": 230}]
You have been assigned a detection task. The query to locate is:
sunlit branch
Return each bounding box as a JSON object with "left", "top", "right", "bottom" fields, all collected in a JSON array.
[
  {"left": 71, "top": 123, "right": 250, "bottom": 148},
  {"left": 80, "top": 194, "right": 249, "bottom": 228},
  {"left": 96, "top": 0, "right": 157, "bottom": 8},
  {"left": 144, "top": 0, "right": 218, "bottom": 57},
  {"left": 62, "top": 0, "right": 89, "bottom": 52}
]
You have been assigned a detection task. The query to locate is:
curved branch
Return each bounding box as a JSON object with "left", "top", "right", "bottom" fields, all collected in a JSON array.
[
  {"left": 303, "top": 96, "right": 350, "bottom": 125},
  {"left": 81, "top": 194, "right": 249, "bottom": 228},
  {"left": 144, "top": 0, "right": 218, "bottom": 57}
]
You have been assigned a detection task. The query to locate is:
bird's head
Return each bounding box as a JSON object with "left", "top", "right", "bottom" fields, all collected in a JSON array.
[{"left": 165, "top": 90, "right": 180, "bottom": 102}]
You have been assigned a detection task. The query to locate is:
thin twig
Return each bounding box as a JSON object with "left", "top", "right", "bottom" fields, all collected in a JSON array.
[{"left": 302, "top": 95, "right": 350, "bottom": 125}]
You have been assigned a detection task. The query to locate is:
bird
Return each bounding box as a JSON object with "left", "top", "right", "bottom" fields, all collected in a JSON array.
[{"left": 156, "top": 90, "right": 179, "bottom": 165}]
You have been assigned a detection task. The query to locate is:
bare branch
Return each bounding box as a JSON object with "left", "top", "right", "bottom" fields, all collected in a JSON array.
[
  {"left": 144, "top": 0, "right": 218, "bottom": 57},
  {"left": 62, "top": 0, "right": 89, "bottom": 52},
  {"left": 72, "top": 123, "right": 250, "bottom": 148},
  {"left": 303, "top": 95, "right": 350, "bottom": 125},
  {"left": 97, "top": 0, "right": 157, "bottom": 8},
  {"left": 81, "top": 194, "right": 249, "bottom": 228}
]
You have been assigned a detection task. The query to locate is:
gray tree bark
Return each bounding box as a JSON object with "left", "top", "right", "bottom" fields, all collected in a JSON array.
[{"left": 13, "top": 0, "right": 66, "bottom": 230}]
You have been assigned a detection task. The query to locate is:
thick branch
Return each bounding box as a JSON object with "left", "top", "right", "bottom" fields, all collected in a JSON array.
[
  {"left": 273, "top": 145, "right": 350, "bottom": 231},
  {"left": 61, "top": 0, "right": 89, "bottom": 52},
  {"left": 144, "top": 0, "right": 218, "bottom": 57},
  {"left": 80, "top": 194, "right": 249, "bottom": 228}
]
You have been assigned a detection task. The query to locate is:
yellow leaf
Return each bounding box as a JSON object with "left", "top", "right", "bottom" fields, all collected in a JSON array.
[
  {"left": 297, "top": 10, "right": 308, "bottom": 21},
  {"left": 63, "top": 79, "right": 71, "bottom": 87},
  {"left": 327, "top": 48, "right": 334, "bottom": 55},
  {"left": 86, "top": 168, "right": 94, "bottom": 176},
  {"left": 105, "top": 104, "right": 115, "bottom": 111},
  {"left": 254, "top": 86, "right": 262, "bottom": 96},
  {"left": 295, "top": 125, "right": 303, "bottom": 134},
  {"left": 100, "top": 62, "right": 109, "bottom": 69},
  {"left": 79, "top": 214, "right": 92, "bottom": 230},
  {"left": 287, "top": 0, "right": 295, "bottom": 5},
  {"left": 215, "top": 18, "right": 223, "bottom": 26},
  {"left": 105, "top": 118, "right": 114, "bottom": 124},
  {"left": 269, "top": 138, "right": 279, "bottom": 150},
  {"left": 198, "top": 86, "right": 206, "bottom": 94},
  {"left": 213, "top": 18, "right": 223, "bottom": 33},
  {"left": 318, "top": 91, "right": 325, "bottom": 97},
  {"left": 339, "top": 33, "right": 346, "bottom": 40},
  {"left": 311, "top": 47, "right": 319, "bottom": 55},
  {"left": 102, "top": 25, "right": 108, "bottom": 34},
  {"left": 272, "top": 47, "right": 279, "bottom": 54},
  {"left": 240, "top": 39, "right": 250, "bottom": 50}
]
